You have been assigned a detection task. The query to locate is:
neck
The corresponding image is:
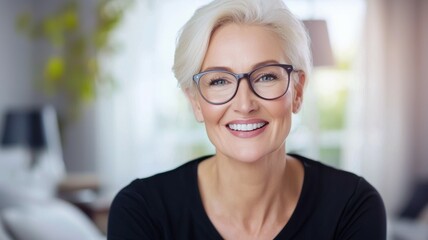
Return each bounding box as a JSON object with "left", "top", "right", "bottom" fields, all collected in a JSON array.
[{"left": 207, "top": 146, "right": 290, "bottom": 224}]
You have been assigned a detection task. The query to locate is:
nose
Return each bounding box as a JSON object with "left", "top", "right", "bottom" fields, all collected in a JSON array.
[{"left": 232, "top": 78, "right": 258, "bottom": 114}]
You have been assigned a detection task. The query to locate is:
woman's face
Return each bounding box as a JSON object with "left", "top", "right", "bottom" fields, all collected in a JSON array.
[{"left": 188, "top": 23, "right": 305, "bottom": 163}]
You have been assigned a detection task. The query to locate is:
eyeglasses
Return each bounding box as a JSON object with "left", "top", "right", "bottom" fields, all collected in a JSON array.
[{"left": 193, "top": 64, "right": 296, "bottom": 105}]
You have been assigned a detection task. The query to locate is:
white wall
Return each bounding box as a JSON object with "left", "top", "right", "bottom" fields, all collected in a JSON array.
[
  {"left": 0, "top": 1, "right": 36, "bottom": 129},
  {"left": 0, "top": 0, "right": 98, "bottom": 173},
  {"left": 413, "top": 0, "right": 428, "bottom": 179}
]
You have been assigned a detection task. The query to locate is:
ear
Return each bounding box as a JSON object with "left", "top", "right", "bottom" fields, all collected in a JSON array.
[
  {"left": 185, "top": 88, "right": 204, "bottom": 122},
  {"left": 292, "top": 71, "right": 306, "bottom": 113}
]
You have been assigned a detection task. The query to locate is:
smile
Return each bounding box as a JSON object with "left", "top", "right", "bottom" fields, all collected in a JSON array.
[{"left": 228, "top": 122, "right": 267, "bottom": 132}]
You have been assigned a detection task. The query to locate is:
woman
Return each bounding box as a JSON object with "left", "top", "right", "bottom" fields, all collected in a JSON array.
[{"left": 108, "top": 0, "right": 386, "bottom": 239}]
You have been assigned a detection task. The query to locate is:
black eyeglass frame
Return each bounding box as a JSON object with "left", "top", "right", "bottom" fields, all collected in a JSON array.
[{"left": 192, "top": 63, "right": 297, "bottom": 105}]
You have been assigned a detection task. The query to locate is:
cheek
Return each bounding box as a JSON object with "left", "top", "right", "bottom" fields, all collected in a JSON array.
[
  {"left": 199, "top": 102, "right": 228, "bottom": 145},
  {"left": 199, "top": 101, "right": 226, "bottom": 125},
  {"left": 269, "top": 95, "right": 294, "bottom": 135},
  {"left": 272, "top": 93, "right": 293, "bottom": 117}
]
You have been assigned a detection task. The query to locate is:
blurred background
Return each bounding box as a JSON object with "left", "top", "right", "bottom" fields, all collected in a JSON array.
[{"left": 0, "top": 0, "right": 427, "bottom": 239}]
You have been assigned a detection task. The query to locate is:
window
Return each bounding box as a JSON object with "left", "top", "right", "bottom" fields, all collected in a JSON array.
[{"left": 286, "top": 0, "right": 366, "bottom": 167}]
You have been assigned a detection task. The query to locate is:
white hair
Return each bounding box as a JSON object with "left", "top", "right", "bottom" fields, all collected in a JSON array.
[{"left": 172, "top": 0, "right": 312, "bottom": 90}]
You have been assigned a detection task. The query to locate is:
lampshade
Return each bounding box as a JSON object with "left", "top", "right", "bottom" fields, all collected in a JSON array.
[
  {"left": 1, "top": 109, "right": 47, "bottom": 149},
  {"left": 303, "top": 19, "right": 335, "bottom": 67}
]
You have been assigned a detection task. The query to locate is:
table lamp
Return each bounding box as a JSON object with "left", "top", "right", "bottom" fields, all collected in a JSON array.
[
  {"left": 303, "top": 19, "right": 335, "bottom": 67},
  {"left": 1, "top": 108, "right": 48, "bottom": 168}
]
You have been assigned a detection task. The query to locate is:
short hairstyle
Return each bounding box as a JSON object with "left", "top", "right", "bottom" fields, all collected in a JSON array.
[{"left": 172, "top": 0, "right": 312, "bottom": 90}]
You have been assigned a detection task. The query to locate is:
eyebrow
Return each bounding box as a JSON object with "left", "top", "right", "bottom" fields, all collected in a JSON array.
[{"left": 202, "top": 60, "right": 281, "bottom": 72}]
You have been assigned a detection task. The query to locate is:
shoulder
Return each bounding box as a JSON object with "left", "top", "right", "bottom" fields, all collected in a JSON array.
[
  {"left": 108, "top": 155, "right": 211, "bottom": 239},
  {"left": 112, "top": 155, "right": 209, "bottom": 207},
  {"left": 290, "top": 154, "right": 377, "bottom": 198},
  {"left": 289, "top": 154, "right": 386, "bottom": 239}
]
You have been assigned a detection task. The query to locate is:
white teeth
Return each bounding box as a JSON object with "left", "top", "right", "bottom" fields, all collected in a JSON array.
[{"left": 228, "top": 122, "right": 266, "bottom": 131}]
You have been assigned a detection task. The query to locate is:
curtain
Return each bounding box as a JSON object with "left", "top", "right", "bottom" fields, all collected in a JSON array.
[{"left": 342, "top": 0, "right": 426, "bottom": 215}]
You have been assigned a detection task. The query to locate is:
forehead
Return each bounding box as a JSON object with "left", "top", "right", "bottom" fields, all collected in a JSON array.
[{"left": 201, "top": 23, "right": 288, "bottom": 72}]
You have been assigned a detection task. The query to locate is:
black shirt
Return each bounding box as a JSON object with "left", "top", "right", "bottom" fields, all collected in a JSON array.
[{"left": 107, "top": 154, "right": 386, "bottom": 239}]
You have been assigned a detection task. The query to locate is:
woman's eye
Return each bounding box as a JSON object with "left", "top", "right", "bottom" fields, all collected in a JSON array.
[
  {"left": 258, "top": 74, "right": 277, "bottom": 82},
  {"left": 209, "top": 78, "right": 229, "bottom": 86}
]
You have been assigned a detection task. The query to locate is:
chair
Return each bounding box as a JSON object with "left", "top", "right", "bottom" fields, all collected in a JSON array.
[{"left": 0, "top": 106, "right": 105, "bottom": 240}]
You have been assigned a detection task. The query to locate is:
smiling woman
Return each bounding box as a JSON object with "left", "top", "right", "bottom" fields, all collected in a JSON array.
[
  {"left": 187, "top": 24, "right": 302, "bottom": 165},
  {"left": 107, "top": 0, "right": 386, "bottom": 239}
]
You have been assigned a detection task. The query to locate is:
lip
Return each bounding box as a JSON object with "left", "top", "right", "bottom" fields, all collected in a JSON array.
[{"left": 226, "top": 119, "right": 269, "bottom": 138}]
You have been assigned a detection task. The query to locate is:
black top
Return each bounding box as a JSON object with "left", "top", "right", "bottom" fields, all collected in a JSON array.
[{"left": 107, "top": 154, "right": 386, "bottom": 240}]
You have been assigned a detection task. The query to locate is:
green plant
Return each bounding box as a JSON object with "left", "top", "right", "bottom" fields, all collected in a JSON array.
[{"left": 16, "top": 0, "right": 133, "bottom": 118}]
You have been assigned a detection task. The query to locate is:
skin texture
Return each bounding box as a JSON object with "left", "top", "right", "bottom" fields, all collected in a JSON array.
[{"left": 187, "top": 23, "right": 306, "bottom": 239}]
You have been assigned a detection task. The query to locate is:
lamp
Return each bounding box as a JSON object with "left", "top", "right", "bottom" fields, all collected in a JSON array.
[
  {"left": 1, "top": 107, "right": 52, "bottom": 168},
  {"left": 303, "top": 19, "right": 335, "bottom": 67}
]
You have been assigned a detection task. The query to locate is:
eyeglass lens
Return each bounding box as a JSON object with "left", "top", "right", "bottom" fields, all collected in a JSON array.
[{"left": 197, "top": 65, "right": 290, "bottom": 104}]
